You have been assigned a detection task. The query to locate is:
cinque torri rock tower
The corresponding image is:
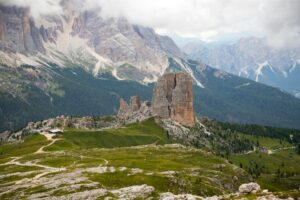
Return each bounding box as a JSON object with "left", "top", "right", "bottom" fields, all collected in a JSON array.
[{"left": 152, "top": 72, "right": 196, "bottom": 127}]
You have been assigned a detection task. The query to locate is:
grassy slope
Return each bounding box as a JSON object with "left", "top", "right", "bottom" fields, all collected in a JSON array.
[
  {"left": 0, "top": 118, "right": 299, "bottom": 198},
  {"left": 84, "top": 147, "right": 249, "bottom": 196},
  {"left": 46, "top": 118, "right": 170, "bottom": 151},
  {"left": 239, "top": 133, "right": 292, "bottom": 149},
  {"left": 229, "top": 133, "right": 300, "bottom": 191},
  {"left": 0, "top": 119, "right": 251, "bottom": 198},
  {"left": 0, "top": 134, "right": 48, "bottom": 163}
]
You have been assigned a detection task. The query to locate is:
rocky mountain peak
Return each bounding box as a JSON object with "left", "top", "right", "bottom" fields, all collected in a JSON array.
[
  {"left": 117, "top": 72, "right": 196, "bottom": 127},
  {"left": 152, "top": 72, "right": 196, "bottom": 127},
  {"left": 0, "top": 5, "right": 45, "bottom": 54},
  {"left": 0, "top": 2, "right": 187, "bottom": 83}
]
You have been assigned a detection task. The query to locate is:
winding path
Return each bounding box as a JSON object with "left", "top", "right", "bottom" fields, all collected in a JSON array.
[{"left": 35, "top": 133, "right": 60, "bottom": 154}]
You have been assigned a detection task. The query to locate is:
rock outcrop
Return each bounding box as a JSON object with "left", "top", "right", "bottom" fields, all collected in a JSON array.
[
  {"left": 117, "top": 73, "right": 196, "bottom": 127},
  {"left": 238, "top": 182, "right": 261, "bottom": 194},
  {"left": 117, "top": 96, "right": 152, "bottom": 123},
  {"left": 130, "top": 96, "right": 141, "bottom": 112},
  {"left": 152, "top": 73, "right": 196, "bottom": 127}
]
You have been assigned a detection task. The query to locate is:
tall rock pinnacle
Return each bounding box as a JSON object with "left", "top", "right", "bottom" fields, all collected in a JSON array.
[{"left": 152, "top": 73, "right": 196, "bottom": 127}]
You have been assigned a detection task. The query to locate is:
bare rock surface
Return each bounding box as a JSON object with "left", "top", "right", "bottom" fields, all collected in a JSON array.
[
  {"left": 238, "top": 182, "right": 261, "bottom": 194},
  {"left": 0, "top": 6, "right": 44, "bottom": 54},
  {"left": 159, "top": 192, "right": 201, "bottom": 200},
  {"left": 117, "top": 96, "right": 152, "bottom": 123},
  {"left": 129, "top": 96, "right": 141, "bottom": 112},
  {"left": 152, "top": 73, "right": 196, "bottom": 127},
  {"left": 111, "top": 184, "right": 155, "bottom": 199},
  {"left": 5, "top": 115, "right": 121, "bottom": 142}
]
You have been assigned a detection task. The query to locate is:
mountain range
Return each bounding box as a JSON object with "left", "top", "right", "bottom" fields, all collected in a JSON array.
[
  {"left": 179, "top": 37, "right": 300, "bottom": 98},
  {"left": 1, "top": 0, "right": 300, "bottom": 132}
]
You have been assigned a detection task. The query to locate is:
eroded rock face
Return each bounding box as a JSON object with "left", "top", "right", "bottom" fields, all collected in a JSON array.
[
  {"left": 117, "top": 96, "right": 152, "bottom": 122},
  {"left": 152, "top": 73, "right": 196, "bottom": 127},
  {"left": 130, "top": 96, "right": 141, "bottom": 112},
  {"left": 239, "top": 182, "right": 261, "bottom": 194},
  {"left": 0, "top": 6, "right": 45, "bottom": 54},
  {"left": 118, "top": 98, "right": 129, "bottom": 117}
]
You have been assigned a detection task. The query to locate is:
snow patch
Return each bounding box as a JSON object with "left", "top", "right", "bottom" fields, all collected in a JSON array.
[
  {"left": 255, "top": 61, "right": 269, "bottom": 82},
  {"left": 289, "top": 59, "right": 299, "bottom": 73},
  {"left": 173, "top": 57, "right": 205, "bottom": 88},
  {"left": 281, "top": 70, "right": 288, "bottom": 78},
  {"left": 294, "top": 91, "right": 300, "bottom": 98},
  {"left": 235, "top": 82, "right": 250, "bottom": 89},
  {"left": 86, "top": 47, "right": 112, "bottom": 76},
  {"left": 238, "top": 68, "right": 249, "bottom": 77},
  {"left": 111, "top": 68, "right": 124, "bottom": 80}
]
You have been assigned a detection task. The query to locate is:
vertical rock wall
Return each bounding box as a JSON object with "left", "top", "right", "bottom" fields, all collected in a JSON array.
[{"left": 152, "top": 73, "right": 195, "bottom": 127}]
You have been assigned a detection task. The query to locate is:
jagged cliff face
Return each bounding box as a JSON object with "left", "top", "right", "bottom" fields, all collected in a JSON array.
[
  {"left": 0, "top": 0, "right": 183, "bottom": 83},
  {"left": 117, "top": 96, "right": 152, "bottom": 123},
  {"left": 117, "top": 73, "right": 196, "bottom": 127},
  {"left": 152, "top": 73, "right": 196, "bottom": 127},
  {"left": 0, "top": 6, "right": 44, "bottom": 54},
  {"left": 183, "top": 37, "right": 300, "bottom": 98}
]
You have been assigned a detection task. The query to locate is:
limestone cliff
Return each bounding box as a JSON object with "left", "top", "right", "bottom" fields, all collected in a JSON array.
[
  {"left": 152, "top": 73, "right": 196, "bottom": 127},
  {"left": 117, "top": 96, "right": 152, "bottom": 122},
  {"left": 0, "top": 6, "right": 44, "bottom": 54}
]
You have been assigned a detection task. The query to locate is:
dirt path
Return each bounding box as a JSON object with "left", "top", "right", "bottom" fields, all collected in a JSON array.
[
  {"left": 34, "top": 132, "right": 62, "bottom": 154},
  {"left": 268, "top": 146, "right": 295, "bottom": 154},
  {"left": 0, "top": 133, "right": 65, "bottom": 180}
]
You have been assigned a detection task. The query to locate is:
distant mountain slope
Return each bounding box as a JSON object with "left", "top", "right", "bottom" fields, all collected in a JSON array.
[
  {"left": 181, "top": 37, "right": 300, "bottom": 98},
  {"left": 177, "top": 59, "right": 300, "bottom": 129},
  {"left": 0, "top": 1, "right": 300, "bottom": 131},
  {"left": 1, "top": 59, "right": 300, "bottom": 132},
  {"left": 0, "top": 2, "right": 183, "bottom": 83}
]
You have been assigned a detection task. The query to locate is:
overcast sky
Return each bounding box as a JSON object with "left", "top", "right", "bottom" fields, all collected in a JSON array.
[{"left": 1, "top": 0, "right": 300, "bottom": 49}]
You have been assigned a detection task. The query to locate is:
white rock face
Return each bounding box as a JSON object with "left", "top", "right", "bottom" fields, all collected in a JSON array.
[
  {"left": 111, "top": 184, "right": 155, "bottom": 199},
  {"left": 256, "top": 194, "right": 294, "bottom": 200},
  {"left": 0, "top": 0, "right": 186, "bottom": 84},
  {"left": 40, "top": 188, "right": 108, "bottom": 200},
  {"left": 204, "top": 196, "right": 219, "bottom": 200},
  {"left": 159, "top": 192, "right": 200, "bottom": 200},
  {"left": 238, "top": 182, "right": 261, "bottom": 194}
]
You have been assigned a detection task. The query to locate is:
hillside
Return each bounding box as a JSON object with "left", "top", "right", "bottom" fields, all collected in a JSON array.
[
  {"left": 0, "top": 117, "right": 299, "bottom": 199},
  {"left": 1, "top": 61, "right": 300, "bottom": 132}
]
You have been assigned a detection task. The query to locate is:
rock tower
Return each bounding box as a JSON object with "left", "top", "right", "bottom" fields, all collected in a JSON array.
[{"left": 152, "top": 73, "right": 196, "bottom": 127}]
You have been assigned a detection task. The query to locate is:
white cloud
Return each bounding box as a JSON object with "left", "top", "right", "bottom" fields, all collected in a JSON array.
[
  {"left": 0, "top": 0, "right": 62, "bottom": 18},
  {"left": 1, "top": 0, "right": 299, "bottom": 49},
  {"left": 90, "top": 0, "right": 300, "bottom": 49}
]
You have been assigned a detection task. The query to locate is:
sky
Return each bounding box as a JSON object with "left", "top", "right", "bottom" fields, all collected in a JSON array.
[{"left": 1, "top": 0, "right": 300, "bottom": 49}]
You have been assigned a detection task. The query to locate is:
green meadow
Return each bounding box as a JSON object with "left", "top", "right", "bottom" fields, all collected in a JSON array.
[{"left": 0, "top": 118, "right": 299, "bottom": 199}]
